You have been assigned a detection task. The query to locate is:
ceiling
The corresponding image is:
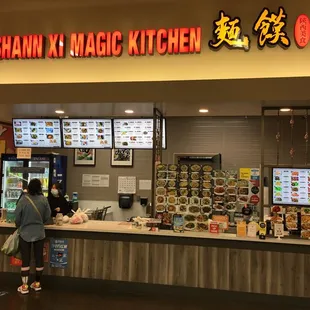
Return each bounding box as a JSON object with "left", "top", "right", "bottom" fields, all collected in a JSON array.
[
  {"left": 10, "top": 101, "right": 310, "bottom": 118},
  {"left": 0, "top": 77, "right": 308, "bottom": 118}
]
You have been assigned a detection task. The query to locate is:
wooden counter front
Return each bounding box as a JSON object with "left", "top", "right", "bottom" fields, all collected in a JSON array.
[{"left": 0, "top": 221, "right": 310, "bottom": 299}]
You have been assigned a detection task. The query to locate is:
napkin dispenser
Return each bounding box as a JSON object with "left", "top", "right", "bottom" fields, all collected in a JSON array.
[{"left": 119, "top": 194, "right": 133, "bottom": 209}]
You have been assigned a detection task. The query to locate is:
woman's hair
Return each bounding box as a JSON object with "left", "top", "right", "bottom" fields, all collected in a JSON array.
[
  {"left": 28, "top": 178, "right": 43, "bottom": 196},
  {"left": 53, "top": 182, "right": 63, "bottom": 193}
]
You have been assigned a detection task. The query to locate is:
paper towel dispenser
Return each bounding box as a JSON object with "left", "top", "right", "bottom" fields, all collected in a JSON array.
[{"left": 119, "top": 194, "right": 133, "bottom": 209}]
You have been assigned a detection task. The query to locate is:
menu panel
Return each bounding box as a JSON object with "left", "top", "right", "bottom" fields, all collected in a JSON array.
[
  {"left": 13, "top": 119, "right": 61, "bottom": 148},
  {"left": 62, "top": 119, "right": 112, "bottom": 148},
  {"left": 273, "top": 168, "right": 310, "bottom": 206},
  {"left": 113, "top": 119, "right": 166, "bottom": 149}
]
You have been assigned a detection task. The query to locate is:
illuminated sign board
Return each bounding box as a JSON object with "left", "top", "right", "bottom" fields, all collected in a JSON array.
[{"left": 0, "top": 7, "right": 309, "bottom": 60}]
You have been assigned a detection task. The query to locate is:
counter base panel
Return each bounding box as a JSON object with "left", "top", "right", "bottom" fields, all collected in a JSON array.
[{"left": 1, "top": 234, "right": 310, "bottom": 298}]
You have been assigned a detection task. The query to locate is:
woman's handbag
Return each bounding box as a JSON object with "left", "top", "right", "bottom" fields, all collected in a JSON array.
[{"left": 1, "top": 229, "right": 20, "bottom": 257}]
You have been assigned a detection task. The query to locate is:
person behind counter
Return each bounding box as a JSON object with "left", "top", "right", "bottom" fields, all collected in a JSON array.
[
  {"left": 48, "top": 183, "right": 69, "bottom": 217},
  {"left": 15, "top": 178, "right": 51, "bottom": 295}
]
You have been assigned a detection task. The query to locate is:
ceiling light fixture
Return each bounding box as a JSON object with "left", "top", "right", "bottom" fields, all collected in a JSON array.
[
  {"left": 280, "top": 108, "right": 291, "bottom": 112},
  {"left": 55, "top": 110, "right": 65, "bottom": 114},
  {"left": 125, "top": 109, "right": 134, "bottom": 114},
  {"left": 199, "top": 109, "right": 209, "bottom": 113}
]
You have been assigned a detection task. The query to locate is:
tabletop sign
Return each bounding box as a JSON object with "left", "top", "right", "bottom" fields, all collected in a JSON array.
[
  {"left": 210, "top": 222, "right": 219, "bottom": 234},
  {"left": 212, "top": 215, "right": 229, "bottom": 231},
  {"left": 237, "top": 221, "right": 247, "bottom": 237},
  {"left": 274, "top": 223, "right": 284, "bottom": 239},
  {"left": 17, "top": 148, "right": 32, "bottom": 159},
  {"left": 50, "top": 238, "right": 68, "bottom": 268},
  {"left": 247, "top": 222, "right": 258, "bottom": 238}
]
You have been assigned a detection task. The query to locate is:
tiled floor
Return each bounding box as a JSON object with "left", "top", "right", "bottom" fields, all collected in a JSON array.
[{"left": 0, "top": 287, "right": 309, "bottom": 310}]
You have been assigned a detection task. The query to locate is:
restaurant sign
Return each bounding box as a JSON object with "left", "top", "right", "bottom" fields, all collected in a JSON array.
[{"left": 0, "top": 6, "right": 308, "bottom": 60}]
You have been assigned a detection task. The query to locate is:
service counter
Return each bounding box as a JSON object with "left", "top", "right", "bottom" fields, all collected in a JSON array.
[{"left": 0, "top": 221, "right": 310, "bottom": 299}]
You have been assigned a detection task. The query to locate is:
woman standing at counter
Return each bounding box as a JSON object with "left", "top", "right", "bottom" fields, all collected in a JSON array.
[
  {"left": 48, "top": 183, "right": 69, "bottom": 217},
  {"left": 15, "top": 179, "right": 51, "bottom": 294}
]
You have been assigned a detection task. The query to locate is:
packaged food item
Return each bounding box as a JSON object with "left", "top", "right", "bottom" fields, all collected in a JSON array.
[{"left": 173, "top": 214, "right": 184, "bottom": 233}]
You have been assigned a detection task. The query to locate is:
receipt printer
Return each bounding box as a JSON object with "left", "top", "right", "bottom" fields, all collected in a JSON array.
[{"left": 119, "top": 194, "right": 134, "bottom": 209}]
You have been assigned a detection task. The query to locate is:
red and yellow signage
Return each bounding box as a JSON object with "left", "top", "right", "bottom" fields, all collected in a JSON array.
[
  {"left": 0, "top": 7, "right": 309, "bottom": 60},
  {"left": 0, "top": 27, "right": 202, "bottom": 60}
]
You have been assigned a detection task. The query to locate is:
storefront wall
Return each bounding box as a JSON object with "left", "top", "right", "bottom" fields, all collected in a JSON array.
[
  {"left": 29, "top": 115, "right": 304, "bottom": 220},
  {"left": 0, "top": 0, "right": 309, "bottom": 85}
]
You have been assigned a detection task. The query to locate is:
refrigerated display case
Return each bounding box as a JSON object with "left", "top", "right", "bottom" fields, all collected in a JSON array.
[{"left": 0, "top": 154, "right": 67, "bottom": 221}]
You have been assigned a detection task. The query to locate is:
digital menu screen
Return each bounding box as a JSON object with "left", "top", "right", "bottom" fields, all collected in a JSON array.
[
  {"left": 13, "top": 119, "right": 61, "bottom": 148},
  {"left": 113, "top": 119, "right": 166, "bottom": 149},
  {"left": 272, "top": 168, "right": 310, "bottom": 206},
  {"left": 62, "top": 119, "right": 112, "bottom": 148}
]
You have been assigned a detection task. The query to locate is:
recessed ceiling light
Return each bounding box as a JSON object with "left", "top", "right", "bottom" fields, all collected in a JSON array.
[
  {"left": 55, "top": 110, "right": 65, "bottom": 114},
  {"left": 280, "top": 108, "right": 291, "bottom": 112},
  {"left": 199, "top": 109, "right": 209, "bottom": 113},
  {"left": 125, "top": 109, "right": 134, "bottom": 114}
]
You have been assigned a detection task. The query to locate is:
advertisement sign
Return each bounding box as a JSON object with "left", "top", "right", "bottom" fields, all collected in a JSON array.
[{"left": 50, "top": 239, "right": 68, "bottom": 268}]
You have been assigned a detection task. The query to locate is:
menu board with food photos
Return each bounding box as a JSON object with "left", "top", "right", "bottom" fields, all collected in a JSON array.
[
  {"left": 273, "top": 168, "right": 310, "bottom": 206},
  {"left": 13, "top": 119, "right": 61, "bottom": 148},
  {"left": 113, "top": 119, "right": 166, "bottom": 149},
  {"left": 62, "top": 119, "right": 112, "bottom": 149},
  {"left": 155, "top": 163, "right": 261, "bottom": 231},
  {"left": 155, "top": 163, "right": 213, "bottom": 232}
]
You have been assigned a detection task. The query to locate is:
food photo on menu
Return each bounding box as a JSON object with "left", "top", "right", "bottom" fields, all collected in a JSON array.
[
  {"left": 61, "top": 119, "right": 112, "bottom": 148},
  {"left": 13, "top": 119, "right": 61, "bottom": 148}
]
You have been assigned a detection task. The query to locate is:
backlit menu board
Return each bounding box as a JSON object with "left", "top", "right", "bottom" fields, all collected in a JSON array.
[
  {"left": 272, "top": 168, "right": 310, "bottom": 206},
  {"left": 13, "top": 119, "right": 61, "bottom": 148},
  {"left": 113, "top": 119, "right": 166, "bottom": 149},
  {"left": 62, "top": 119, "right": 112, "bottom": 148}
]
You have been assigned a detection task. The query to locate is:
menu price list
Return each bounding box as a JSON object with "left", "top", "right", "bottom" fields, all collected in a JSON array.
[
  {"left": 273, "top": 168, "right": 310, "bottom": 206},
  {"left": 114, "top": 119, "right": 166, "bottom": 149},
  {"left": 62, "top": 119, "right": 112, "bottom": 148},
  {"left": 13, "top": 119, "right": 61, "bottom": 148}
]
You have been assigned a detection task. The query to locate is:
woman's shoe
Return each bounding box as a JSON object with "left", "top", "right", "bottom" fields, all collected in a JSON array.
[
  {"left": 17, "top": 284, "right": 29, "bottom": 295},
  {"left": 30, "top": 282, "right": 42, "bottom": 292}
]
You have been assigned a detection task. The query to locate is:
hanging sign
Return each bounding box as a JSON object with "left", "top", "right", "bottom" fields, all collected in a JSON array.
[{"left": 16, "top": 148, "right": 32, "bottom": 159}]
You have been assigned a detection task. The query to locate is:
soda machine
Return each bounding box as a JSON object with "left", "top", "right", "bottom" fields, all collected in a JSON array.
[{"left": 0, "top": 154, "right": 67, "bottom": 222}]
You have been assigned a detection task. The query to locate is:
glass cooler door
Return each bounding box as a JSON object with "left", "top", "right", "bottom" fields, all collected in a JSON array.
[
  {"left": 28, "top": 160, "right": 50, "bottom": 197},
  {"left": 1, "top": 160, "right": 24, "bottom": 220}
]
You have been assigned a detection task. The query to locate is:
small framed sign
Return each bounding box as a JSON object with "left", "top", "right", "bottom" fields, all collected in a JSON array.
[
  {"left": 74, "top": 149, "right": 96, "bottom": 166},
  {"left": 111, "top": 149, "right": 133, "bottom": 167}
]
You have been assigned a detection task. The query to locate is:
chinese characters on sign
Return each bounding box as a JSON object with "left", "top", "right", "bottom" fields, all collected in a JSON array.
[
  {"left": 209, "top": 11, "right": 250, "bottom": 51},
  {"left": 253, "top": 7, "right": 290, "bottom": 48},
  {"left": 294, "top": 14, "right": 310, "bottom": 48},
  {"left": 210, "top": 7, "right": 291, "bottom": 51}
]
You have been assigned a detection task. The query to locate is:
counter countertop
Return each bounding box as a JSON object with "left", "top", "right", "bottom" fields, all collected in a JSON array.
[{"left": 0, "top": 220, "right": 309, "bottom": 247}]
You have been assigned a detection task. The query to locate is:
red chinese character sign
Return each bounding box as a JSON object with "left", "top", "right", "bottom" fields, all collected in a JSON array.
[
  {"left": 209, "top": 11, "right": 250, "bottom": 51},
  {"left": 295, "top": 14, "right": 310, "bottom": 48},
  {"left": 253, "top": 7, "right": 290, "bottom": 49}
]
